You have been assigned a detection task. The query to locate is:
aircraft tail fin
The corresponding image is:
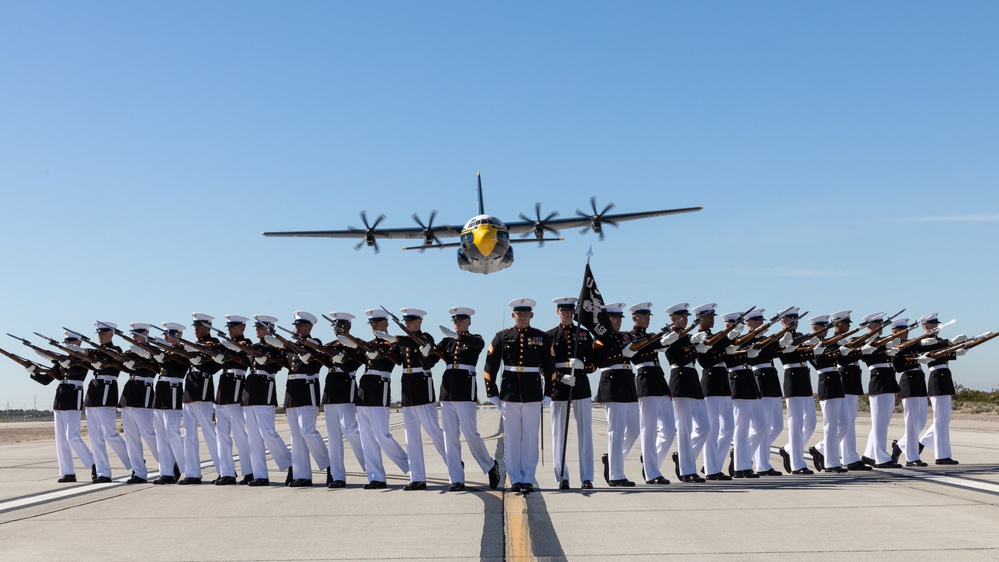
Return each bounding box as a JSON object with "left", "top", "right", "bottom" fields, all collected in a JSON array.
[{"left": 477, "top": 171, "right": 485, "bottom": 215}]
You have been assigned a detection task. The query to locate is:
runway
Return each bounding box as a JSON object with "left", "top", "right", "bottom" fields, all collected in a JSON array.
[{"left": 1, "top": 408, "right": 998, "bottom": 561}]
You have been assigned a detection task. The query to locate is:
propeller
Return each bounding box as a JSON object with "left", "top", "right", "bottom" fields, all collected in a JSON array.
[
  {"left": 575, "top": 197, "right": 618, "bottom": 241},
  {"left": 412, "top": 211, "right": 442, "bottom": 251},
  {"left": 348, "top": 211, "right": 386, "bottom": 254},
  {"left": 518, "top": 203, "right": 560, "bottom": 246}
]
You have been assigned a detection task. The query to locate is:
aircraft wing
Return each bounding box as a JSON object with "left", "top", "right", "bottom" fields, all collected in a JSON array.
[
  {"left": 504, "top": 206, "right": 703, "bottom": 235},
  {"left": 261, "top": 225, "right": 465, "bottom": 240}
]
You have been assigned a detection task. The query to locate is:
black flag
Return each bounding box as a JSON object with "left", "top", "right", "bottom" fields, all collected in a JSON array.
[{"left": 577, "top": 263, "right": 614, "bottom": 342}]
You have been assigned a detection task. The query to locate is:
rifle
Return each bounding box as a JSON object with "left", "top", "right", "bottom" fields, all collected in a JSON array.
[
  {"left": 752, "top": 310, "right": 809, "bottom": 349},
  {"left": 32, "top": 332, "right": 98, "bottom": 365},
  {"left": 277, "top": 325, "right": 333, "bottom": 358},
  {"left": 266, "top": 327, "right": 309, "bottom": 355},
  {"left": 0, "top": 346, "right": 52, "bottom": 372},
  {"left": 208, "top": 326, "right": 267, "bottom": 357},
  {"left": 144, "top": 334, "right": 199, "bottom": 360},
  {"left": 64, "top": 327, "right": 131, "bottom": 364},
  {"left": 703, "top": 306, "right": 758, "bottom": 347},
  {"left": 869, "top": 321, "right": 919, "bottom": 348},
  {"left": 841, "top": 309, "right": 907, "bottom": 349},
  {"left": 379, "top": 306, "right": 448, "bottom": 361},
  {"left": 897, "top": 319, "right": 956, "bottom": 351},
  {"left": 7, "top": 333, "right": 69, "bottom": 363},
  {"left": 731, "top": 305, "right": 796, "bottom": 346},
  {"left": 95, "top": 322, "right": 162, "bottom": 358},
  {"left": 928, "top": 331, "right": 999, "bottom": 359},
  {"left": 148, "top": 325, "right": 234, "bottom": 363},
  {"left": 624, "top": 315, "right": 702, "bottom": 354}
]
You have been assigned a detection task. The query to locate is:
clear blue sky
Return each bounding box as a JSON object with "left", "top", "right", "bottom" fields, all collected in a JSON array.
[{"left": 2, "top": 2, "right": 997, "bottom": 408}]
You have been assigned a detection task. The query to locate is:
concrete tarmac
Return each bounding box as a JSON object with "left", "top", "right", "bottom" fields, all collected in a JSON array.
[{"left": 1, "top": 406, "right": 998, "bottom": 561}]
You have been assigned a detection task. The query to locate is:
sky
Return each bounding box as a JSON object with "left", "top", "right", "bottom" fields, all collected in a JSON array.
[{"left": 1, "top": 2, "right": 997, "bottom": 409}]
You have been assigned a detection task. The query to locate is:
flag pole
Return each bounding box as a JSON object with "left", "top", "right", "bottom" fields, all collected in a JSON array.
[{"left": 558, "top": 247, "right": 593, "bottom": 484}]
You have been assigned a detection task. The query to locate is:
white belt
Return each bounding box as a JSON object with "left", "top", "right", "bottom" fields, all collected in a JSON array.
[
  {"left": 869, "top": 363, "right": 891, "bottom": 370},
  {"left": 817, "top": 367, "right": 839, "bottom": 374},
  {"left": 133, "top": 376, "right": 155, "bottom": 384},
  {"left": 449, "top": 364, "right": 476, "bottom": 373},
  {"left": 365, "top": 369, "right": 391, "bottom": 381},
  {"left": 224, "top": 369, "right": 247, "bottom": 376},
  {"left": 750, "top": 363, "right": 774, "bottom": 371},
  {"left": 504, "top": 366, "right": 539, "bottom": 373},
  {"left": 402, "top": 367, "right": 426, "bottom": 375},
  {"left": 60, "top": 380, "right": 85, "bottom": 388},
  {"left": 159, "top": 376, "right": 183, "bottom": 384},
  {"left": 555, "top": 362, "right": 571, "bottom": 369},
  {"left": 95, "top": 375, "right": 117, "bottom": 383},
  {"left": 901, "top": 368, "right": 923, "bottom": 375},
  {"left": 250, "top": 370, "right": 275, "bottom": 378},
  {"left": 929, "top": 364, "right": 950, "bottom": 372},
  {"left": 601, "top": 364, "right": 629, "bottom": 372},
  {"left": 288, "top": 374, "right": 318, "bottom": 381},
  {"left": 670, "top": 363, "right": 695, "bottom": 370},
  {"left": 782, "top": 363, "right": 806, "bottom": 370},
  {"left": 635, "top": 361, "right": 658, "bottom": 368},
  {"left": 727, "top": 365, "right": 748, "bottom": 372}
]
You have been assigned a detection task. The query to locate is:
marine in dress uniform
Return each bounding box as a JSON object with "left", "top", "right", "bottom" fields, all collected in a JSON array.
[
  {"left": 745, "top": 310, "right": 788, "bottom": 476},
  {"left": 663, "top": 303, "right": 709, "bottom": 483},
  {"left": 179, "top": 313, "right": 222, "bottom": 484},
  {"left": 805, "top": 315, "right": 848, "bottom": 473},
  {"left": 85, "top": 322, "right": 131, "bottom": 482},
  {"left": 776, "top": 308, "right": 818, "bottom": 475},
  {"left": 858, "top": 313, "right": 903, "bottom": 469},
  {"left": 830, "top": 311, "right": 873, "bottom": 471},
  {"left": 692, "top": 304, "right": 736, "bottom": 481},
  {"left": 721, "top": 312, "right": 764, "bottom": 478},
  {"left": 890, "top": 318, "right": 930, "bottom": 466},
  {"left": 44, "top": 331, "right": 95, "bottom": 483},
  {"left": 320, "top": 313, "right": 366, "bottom": 488},
  {"left": 151, "top": 323, "right": 188, "bottom": 484},
  {"left": 483, "top": 298, "right": 556, "bottom": 493},
  {"left": 548, "top": 298, "right": 596, "bottom": 490},
  {"left": 118, "top": 323, "right": 160, "bottom": 483},
  {"left": 915, "top": 313, "right": 963, "bottom": 465},
  {"left": 627, "top": 302, "right": 675, "bottom": 485},
  {"left": 591, "top": 303, "right": 641, "bottom": 487},
  {"left": 350, "top": 309, "right": 409, "bottom": 489},
  {"left": 437, "top": 307, "right": 500, "bottom": 492},
  {"left": 213, "top": 315, "right": 254, "bottom": 484},
  {"left": 243, "top": 315, "right": 292, "bottom": 487}
]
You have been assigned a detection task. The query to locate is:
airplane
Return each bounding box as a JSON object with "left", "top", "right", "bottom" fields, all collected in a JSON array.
[{"left": 261, "top": 173, "right": 703, "bottom": 274}]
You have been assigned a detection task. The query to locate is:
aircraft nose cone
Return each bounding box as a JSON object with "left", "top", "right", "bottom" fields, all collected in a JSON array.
[{"left": 473, "top": 226, "right": 498, "bottom": 256}]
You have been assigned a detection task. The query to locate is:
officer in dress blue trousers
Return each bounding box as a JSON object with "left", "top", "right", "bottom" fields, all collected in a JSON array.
[
  {"left": 916, "top": 313, "right": 964, "bottom": 465},
  {"left": 664, "top": 303, "right": 708, "bottom": 483},
  {"left": 320, "top": 312, "right": 367, "bottom": 488},
  {"left": 243, "top": 315, "right": 293, "bottom": 486},
  {"left": 85, "top": 322, "right": 131, "bottom": 482},
  {"left": 118, "top": 322, "right": 160, "bottom": 484},
  {"left": 483, "top": 298, "right": 556, "bottom": 493},
  {"left": 178, "top": 313, "right": 223, "bottom": 485},
  {"left": 627, "top": 302, "right": 675, "bottom": 486}
]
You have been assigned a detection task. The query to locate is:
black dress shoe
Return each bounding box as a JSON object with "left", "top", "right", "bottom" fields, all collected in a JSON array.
[
  {"left": 240, "top": 474, "right": 254, "bottom": 485},
  {"left": 646, "top": 476, "right": 670, "bottom": 485},
  {"left": 757, "top": 468, "right": 782, "bottom": 476},
  {"left": 448, "top": 482, "right": 465, "bottom": 492},
  {"left": 891, "top": 440, "right": 903, "bottom": 463},
  {"left": 153, "top": 475, "right": 177, "bottom": 485},
  {"left": 791, "top": 468, "right": 814, "bottom": 475},
  {"left": 510, "top": 482, "right": 523, "bottom": 492},
  {"left": 809, "top": 446, "right": 825, "bottom": 472},
  {"left": 126, "top": 476, "right": 148, "bottom": 484},
  {"left": 608, "top": 479, "right": 636, "bottom": 487},
  {"left": 601, "top": 454, "right": 610, "bottom": 484},
  {"left": 92, "top": 476, "right": 113, "bottom": 483},
  {"left": 581, "top": 480, "right": 593, "bottom": 490},
  {"left": 488, "top": 460, "right": 500, "bottom": 489},
  {"left": 779, "top": 448, "right": 791, "bottom": 474},
  {"left": 285, "top": 467, "right": 294, "bottom": 486},
  {"left": 861, "top": 456, "right": 875, "bottom": 466},
  {"left": 173, "top": 463, "right": 181, "bottom": 480},
  {"left": 734, "top": 470, "right": 760, "bottom": 479},
  {"left": 874, "top": 461, "right": 902, "bottom": 469},
  {"left": 559, "top": 479, "right": 570, "bottom": 490},
  {"left": 671, "top": 452, "right": 681, "bottom": 480},
  {"left": 846, "top": 461, "right": 873, "bottom": 471},
  {"left": 935, "top": 458, "right": 959, "bottom": 465},
  {"left": 403, "top": 481, "right": 427, "bottom": 491},
  {"left": 58, "top": 475, "right": 77, "bottom": 483},
  {"left": 905, "top": 460, "right": 928, "bottom": 467},
  {"left": 247, "top": 478, "right": 270, "bottom": 487},
  {"left": 680, "top": 474, "right": 705, "bottom": 483},
  {"left": 520, "top": 483, "right": 534, "bottom": 494},
  {"left": 178, "top": 477, "right": 202, "bottom": 485},
  {"left": 705, "top": 472, "right": 732, "bottom": 481},
  {"left": 215, "top": 476, "right": 237, "bottom": 486},
  {"left": 328, "top": 480, "right": 346, "bottom": 488},
  {"left": 362, "top": 480, "right": 386, "bottom": 489},
  {"left": 210, "top": 477, "right": 220, "bottom": 485},
  {"left": 289, "top": 479, "right": 313, "bottom": 487},
  {"left": 825, "top": 466, "right": 848, "bottom": 473}
]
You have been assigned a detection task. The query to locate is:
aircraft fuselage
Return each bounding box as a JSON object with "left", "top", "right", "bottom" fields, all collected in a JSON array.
[{"left": 457, "top": 214, "right": 513, "bottom": 274}]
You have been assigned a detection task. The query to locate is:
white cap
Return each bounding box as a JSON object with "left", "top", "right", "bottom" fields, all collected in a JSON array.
[
  {"left": 809, "top": 315, "right": 830, "bottom": 325},
  {"left": 63, "top": 330, "right": 84, "bottom": 341},
  {"left": 552, "top": 297, "right": 577, "bottom": 309},
  {"left": 163, "top": 322, "right": 185, "bottom": 333},
  {"left": 253, "top": 314, "right": 278, "bottom": 327},
  {"left": 448, "top": 307, "right": 475, "bottom": 317},
  {"left": 129, "top": 322, "right": 153, "bottom": 333},
  {"left": 830, "top": 310, "right": 852, "bottom": 323},
  {"left": 891, "top": 318, "right": 910, "bottom": 330},
  {"left": 225, "top": 314, "right": 249, "bottom": 326},
  {"left": 860, "top": 312, "right": 885, "bottom": 326},
  {"left": 94, "top": 321, "right": 117, "bottom": 331},
  {"left": 365, "top": 309, "right": 389, "bottom": 321},
  {"left": 509, "top": 298, "right": 537, "bottom": 311},
  {"left": 665, "top": 303, "right": 690, "bottom": 316},
  {"left": 192, "top": 312, "right": 214, "bottom": 326},
  {"left": 918, "top": 313, "right": 939, "bottom": 325},
  {"left": 779, "top": 307, "right": 800, "bottom": 319},
  {"left": 692, "top": 303, "right": 717, "bottom": 317},
  {"left": 400, "top": 308, "right": 427, "bottom": 319},
  {"left": 328, "top": 312, "right": 355, "bottom": 322},
  {"left": 746, "top": 309, "right": 766, "bottom": 320},
  {"left": 721, "top": 312, "right": 742, "bottom": 323},
  {"left": 628, "top": 302, "right": 653, "bottom": 315},
  {"left": 293, "top": 310, "right": 317, "bottom": 325},
  {"left": 605, "top": 302, "right": 626, "bottom": 316}
]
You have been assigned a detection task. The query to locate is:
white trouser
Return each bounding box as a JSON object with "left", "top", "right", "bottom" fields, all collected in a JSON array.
[
  {"left": 783, "top": 397, "right": 817, "bottom": 471},
  {"left": 637, "top": 396, "right": 675, "bottom": 481},
  {"left": 182, "top": 401, "right": 219, "bottom": 478},
  {"left": 753, "top": 397, "right": 783, "bottom": 471},
  {"left": 551, "top": 398, "right": 594, "bottom": 483},
  {"left": 216, "top": 403, "right": 251, "bottom": 478},
  {"left": 919, "top": 395, "right": 952, "bottom": 460},
  {"left": 286, "top": 405, "right": 330, "bottom": 480},
  {"left": 704, "top": 395, "right": 734, "bottom": 475},
  {"left": 121, "top": 407, "right": 158, "bottom": 479},
  {"left": 732, "top": 399, "right": 765, "bottom": 472},
  {"left": 402, "top": 404, "right": 447, "bottom": 483},
  {"left": 86, "top": 406, "right": 131, "bottom": 477},
  {"left": 54, "top": 410, "right": 93, "bottom": 477},
  {"left": 356, "top": 406, "right": 409, "bottom": 482},
  {"left": 864, "top": 394, "right": 896, "bottom": 464},
  {"left": 442, "top": 401, "right": 495, "bottom": 484},
  {"left": 243, "top": 405, "right": 291, "bottom": 480},
  {"left": 673, "top": 397, "right": 709, "bottom": 477},
  {"left": 603, "top": 402, "right": 640, "bottom": 481},
  {"left": 839, "top": 394, "right": 861, "bottom": 465},
  {"left": 897, "top": 397, "right": 929, "bottom": 462},
  {"left": 501, "top": 401, "right": 542, "bottom": 486},
  {"left": 153, "top": 410, "right": 184, "bottom": 477},
  {"left": 324, "top": 403, "right": 366, "bottom": 481},
  {"left": 814, "top": 398, "right": 846, "bottom": 469}
]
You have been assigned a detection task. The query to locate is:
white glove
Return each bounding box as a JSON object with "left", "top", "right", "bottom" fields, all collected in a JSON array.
[
  {"left": 561, "top": 374, "right": 576, "bottom": 387},
  {"left": 365, "top": 351, "right": 379, "bottom": 360},
  {"left": 488, "top": 396, "right": 500, "bottom": 407},
  {"left": 886, "top": 348, "right": 899, "bottom": 357},
  {"left": 254, "top": 355, "right": 268, "bottom": 365},
  {"left": 955, "top": 349, "right": 967, "bottom": 356},
  {"left": 124, "top": 360, "right": 135, "bottom": 371},
  {"left": 420, "top": 344, "right": 432, "bottom": 357},
  {"left": 184, "top": 345, "right": 198, "bottom": 353},
  {"left": 779, "top": 333, "right": 793, "bottom": 348},
  {"left": 212, "top": 354, "right": 225, "bottom": 364},
  {"left": 221, "top": 340, "right": 240, "bottom": 352},
  {"left": 91, "top": 361, "right": 103, "bottom": 370},
  {"left": 839, "top": 346, "right": 853, "bottom": 357},
  {"left": 374, "top": 331, "right": 396, "bottom": 343},
  {"left": 337, "top": 335, "right": 358, "bottom": 348},
  {"left": 59, "top": 359, "right": 71, "bottom": 368},
  {"left": 803, "top": 338, "right": 819, "bottom": 347},
  {"left": 439, "top": 325, "right": 458, "bottom": 338},
  {"left": 887, "top": 338, "right": 901, "bottom": 349},
  {"left": 153, "top": 353, "right": 165, "bottom": 363},
  {"left": 190, "top": 356, "right": 203, "bottom": 366},
  {"left": 728, "top": 324, "right": 744, "bottom": 339},
  {"left": 542, "top": 396, "right": 552, "bottom": 407},
  {"left": 26, "top": 364, "right": 37, "bottom": 374},
  {"left": 264, "top": 335, "right": 284, "bottom": 349},
  {"left": 131, "top": 345, "right": 151, "bottom": 359},
  {"left": 951, "top": 334, "right": 967, "bottom": 345},
  {"left": 622, "top": 345, "right": 637, "bottom": 358},
  {"left": 747, "top": 346, "right": 761, "bottom": 359},
  {"left": 660, "top": 332, "right": 680, "bottom": 347},
  {"left": 300, "top": 353, "right": 312, "bottom": 364},
  {"left": 690, "top": 332, "right": 708, "bottom": 344},
  {"left": 331, "top": 352, "right": 345, "bottom": 363},
  {"left": 812, "top": 345, "right": 825, "bottom": 356},
  {"left": 569, "top": 358, "right": 584, "bottom": 370},
  {"left": 695, "top": 342, "right": 710, "bottom": 353},
  {"left": 725, "top": 345, "right": 738, "bottom": 355},
  {"left": 783, "top": 345, "right": 798, "bottom": 353},
  {"left": 861, "top": 344, "right": 876, "bottom": 355},
  {"left": 917, "top": 354, "right": 932, "bottom": 364},
  {"left": 920, "top": 338, "right": 937, "bottom": 346}
]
